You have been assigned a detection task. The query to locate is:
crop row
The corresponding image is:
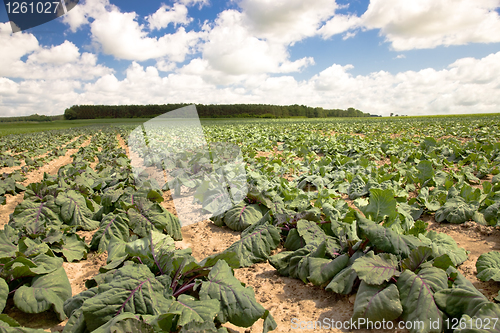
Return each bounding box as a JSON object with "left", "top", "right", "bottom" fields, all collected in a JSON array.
[{"left": 0, "top": 125, "right": 276, "bottom": 333}]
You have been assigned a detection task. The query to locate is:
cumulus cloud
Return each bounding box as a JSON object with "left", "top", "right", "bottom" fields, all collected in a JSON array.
[
  {"left": 61, "top": 0, "right": 204, "bottom": 62},
  {"left": 319, "top": 14, "right": 362, "bottom": 39},
  {"left": 0, "top": 24, "right": 112, "bottom": 80},
  {"left": 199, "top": 9, "right": 315, "bottom": 79},
  {"left": 0, "top": 23, "right": 39, "bottom": 68},
  {"left": 361, "top": 0, "right": 500, "bottom": 50},
  {"left": 27, "top": 41, "right": 80, "bottom": 64},
  {"left": 0, "top": 78, "right": 19, "bottom": 96},
  {"left": 240, "top": 0, "right": 339, "bottom": 44},
  {"left": 61, "top": 0, "right": 112, "bottom": 32},
  {"left": 178, "top": 0, "right": 209, "bottom": 7},
  {"left": 0, "top": 79, "right": 82, "bottom": 116},
  {"left": 147, "top": 3, "right": 192, "bottom": 30},
  {"left": 90, "top": 10, "right": 200, "bottom": 62}
]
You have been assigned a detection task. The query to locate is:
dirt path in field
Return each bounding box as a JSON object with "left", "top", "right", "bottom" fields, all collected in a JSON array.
[
  {"left": 116, "top": 134, "right": 129, "bottom": 156},
  {"left": 0, "top": 136, "right": 91, "bottom": 230}
]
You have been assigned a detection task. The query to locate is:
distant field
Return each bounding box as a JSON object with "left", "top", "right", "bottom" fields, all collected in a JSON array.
[
  {"left": 0, "top": 118, "right": 149, "bottom": 136},
  {"left": 1, "top": 113, "right": 499, "bottom": 137}
]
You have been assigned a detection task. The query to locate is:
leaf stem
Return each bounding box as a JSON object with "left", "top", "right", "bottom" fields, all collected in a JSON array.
[
  {"left": 173, "top": 282, "right": 195, "bottom": 298},
  {"left": 170, "top": 258, "right": 187, "bottom": 291}
]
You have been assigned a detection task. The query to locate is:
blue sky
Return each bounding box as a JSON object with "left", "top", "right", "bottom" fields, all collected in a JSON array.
[{"left": 1, "top": 0, "right": 500, "bottom": 117}]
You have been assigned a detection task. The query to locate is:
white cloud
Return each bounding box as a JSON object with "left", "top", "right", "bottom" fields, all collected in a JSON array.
[
  {"left": 361, "top": 0, "right": 500, "bottom": 50},
  {"left": 0, "top": 78, "right": 19, "bottom": 96},
  {"left": 156, "top": 59, "right": 177, "bottom": 72},
  {"left": 0, "top": 24, "right": 112, "bottom": 80},
  {"left": 240, "top": 0, "right": 339, "bottom": 44},
  {"left": 27, "top": 41, "right": 80, "bottom": 64},
  {"left": 0, "top": 79, "right": 82, "bottom": 116},
  {"left": 395, "top": 54, "right": 406, "bottom": 59},
  {"left": 319, "top": 14, "right": 362, "bottom": 39},
  {"left": 0, "top": 23, "right": 39, "bottom": 67},
  {"left": 199, "top": 9, "right": 314, "bottom": 78},
  {"left": 178, "top": 0, "right": 209, "bottom": 7},
  {"left": 147, "top": 3, "right": 192, "bottom": 30},
  {"left": 62, "top": 0, "right": 204, "bottom": 62},
  {"left": 61, "top": 0, "right": 113, "bottom": 32},
  {"left": 89, "top": 9, "right": 201, "bottom": 62}
]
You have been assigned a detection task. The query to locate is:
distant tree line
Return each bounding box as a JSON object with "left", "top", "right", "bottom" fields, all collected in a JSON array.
[
  {"left": 0, "top": 114, "right": 63, "bottom": 122},
  {"left": 63, "top": 104, "right": 370, "bottom": 120}
]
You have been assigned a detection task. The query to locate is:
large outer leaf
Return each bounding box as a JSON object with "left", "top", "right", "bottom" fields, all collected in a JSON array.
[
  {"left": 422, "top": 231, "right": 468, "bottom": 266},
  {"left": 81, "top": 264, "right": 172, "bottom": 332},
  {"left": 324, "top": 251, "right": 363, "bottom": 295},
  {"left": 168, "top": 295, "right": 220, "bottom": 327},
  {"left": 127, "top": 199, "right": 182, "bottom": 241},
  {"left": 53, "top": 234, "right": 88, "bottom": 262},
  {"left": 476, "top": 251, "right": 500, "bottom": 282},
  {"left": 56, "top": 190, "right": 99, "bottom": 231},
  {"left": 199, "top": 260, "right": 276, "bottom": 330},
  {"left": 396, "top": 268, "right": 448, "bottom": 333},
  {"left": 90, "top": 213, "right": 130, "bottom": 252},
  {"left": 308, "top": 254, "right": 349, "bottom": 286},
  {"left": 360, "top": 188, "right": 398, "bottom": 223},
  {"left": 352, "top": 282, "right": 402, "bottom": 324},
  {"left": 13, "top": 267, "right": 71, "bottom": 321},
  {"left": 352, "top": 251, "right": 400, "bottom": 285},
  {"left": 483, "top": 202, "right": 500, "bottom": 225},
  {"left": 0, "top": 323, "right": 47, "bottom": 333},
  {"left": 223, "top": 203, "right": 263, "bottom": 231},
  {"left": 10, "top": 198, "right": 62, "bottom": 231},
  {"left": 401, "top": 246, "right": 433, "bottom": 271},
  {"left": 417, "top": 160, "right": 435, "bottom": 185},
  {"left": 268, "top": 251, "right": 293, "bottom": 276},
  {"left": 91, "top": 312, "right": 155, "bottom": 333},
  {"left": 0, "top": 279, "right": 8, "bottom": 314},
  {"left": 224, "top": 215, "right": 280, "bottom": 267},
  {"left": 435, "top": 197, "right": 478, "bottom": 224},
  {"left": 455, "top": 303, "right": 500, "bottom": 333},
  {"left": 295, "top": 220, "right": 340, "bottom": 256},
  {"left": 4, "top": 254, "right": 62, "bottom": 281},
  {"left": 356, "top": 212, "right": 422, "bottom": 257},
  {"left": 106, "top": 231, "right": 176, "bottom": 275},
  {"left": 0, "top": 229, "right": 17, "bottom": 259},
  {"left": 325, "top": 267, "right": 357, "bottom": 295},
  {"left": 348, "top": 175, "right": 368, "bottom": 200},
  {"left": 63, "top": 287, "right": 99, "bottom": 319},
  {"left": 434, "top": 287, "right": 489, "bottom": 319}
]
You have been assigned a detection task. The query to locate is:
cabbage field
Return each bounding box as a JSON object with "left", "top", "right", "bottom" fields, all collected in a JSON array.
[{"left": 0, "top": 115, "right": 500, "bottom": 333}]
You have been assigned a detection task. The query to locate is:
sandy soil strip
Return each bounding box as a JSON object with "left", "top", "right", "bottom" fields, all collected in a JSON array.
[{"left": 116, "top": 134, "right": 130, "bottom": 158}]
